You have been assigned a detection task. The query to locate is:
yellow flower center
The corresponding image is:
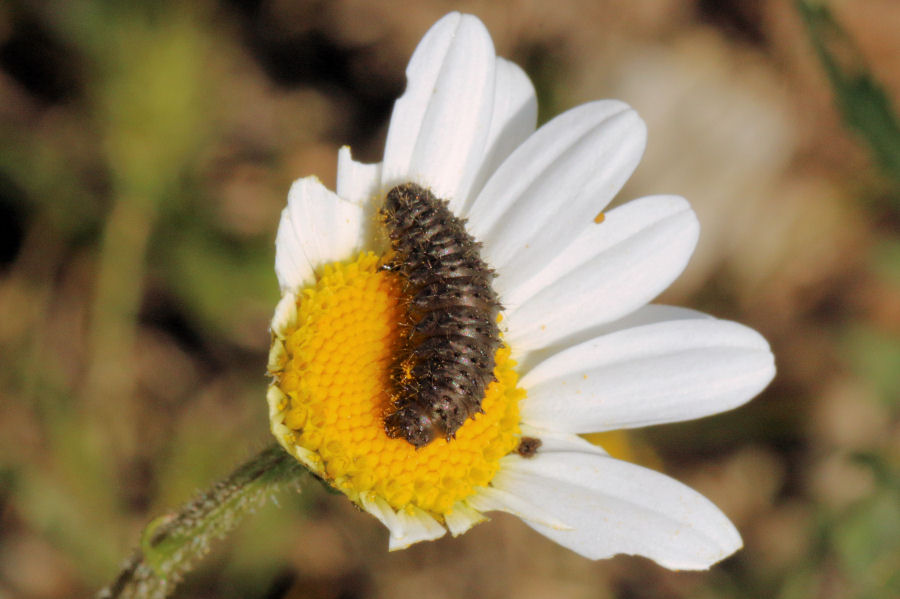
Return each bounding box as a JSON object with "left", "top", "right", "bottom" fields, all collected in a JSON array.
[{"left": 267, "top": 252, "right": 524, "bottom": 519}]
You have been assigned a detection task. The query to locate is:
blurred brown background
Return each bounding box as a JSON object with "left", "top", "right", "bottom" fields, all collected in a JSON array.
[{"left": 1, "top": 1, "right": 899, "bottom": 598}]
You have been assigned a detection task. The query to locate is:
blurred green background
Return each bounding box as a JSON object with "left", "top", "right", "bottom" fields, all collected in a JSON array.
[{"left": 1, "top": 1, "right": 899, "bottom": 598}]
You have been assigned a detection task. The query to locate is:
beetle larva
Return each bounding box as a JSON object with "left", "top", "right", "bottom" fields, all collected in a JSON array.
[{"left": 380, "top": 183, "right": 502, "bottom": 448}]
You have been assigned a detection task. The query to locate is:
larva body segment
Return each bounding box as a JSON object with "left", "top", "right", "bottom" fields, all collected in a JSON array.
[{"left": 380, "top": 183, "right": 502, "bottom": 448}]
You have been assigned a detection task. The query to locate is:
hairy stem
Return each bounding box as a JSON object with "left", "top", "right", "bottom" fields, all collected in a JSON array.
[{"left": 97, "top": 444, "right": 304, "bottom": 599}]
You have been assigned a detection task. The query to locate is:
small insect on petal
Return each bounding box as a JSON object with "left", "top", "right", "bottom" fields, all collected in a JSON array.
[{"left": 516, "top": 436, "right": 542, "bottom": 458}]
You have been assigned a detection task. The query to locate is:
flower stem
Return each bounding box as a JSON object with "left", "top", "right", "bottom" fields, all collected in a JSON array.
[{"left": 97, "top": 443, "right": 304, "bottom": 599}]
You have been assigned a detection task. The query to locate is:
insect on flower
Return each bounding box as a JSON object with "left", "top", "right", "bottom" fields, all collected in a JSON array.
[
  {"left": 267, "top": 11, "right": 775, "bottom": 568},
  {"left": 380, "top": 183, "right": 503, "bottom": 448}
]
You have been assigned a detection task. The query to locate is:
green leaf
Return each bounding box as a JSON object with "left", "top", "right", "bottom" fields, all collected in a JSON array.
[{"left": 796, "top": 1, "right": 900, "bottom": 186}]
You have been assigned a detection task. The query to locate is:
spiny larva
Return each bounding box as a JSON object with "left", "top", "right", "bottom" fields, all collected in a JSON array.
[{"left": 380, "top": 183, "right": 502, "bottom": 448}]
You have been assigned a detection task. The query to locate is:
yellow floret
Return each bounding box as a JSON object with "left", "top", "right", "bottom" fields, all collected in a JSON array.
[{"left": 268, "top": 252, "right": 524, "bottom": 520}]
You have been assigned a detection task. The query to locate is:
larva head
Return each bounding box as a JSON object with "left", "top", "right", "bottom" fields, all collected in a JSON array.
[
  {"left": 381, "top": 183, "right": 422, "bottom": 227},
  {"left": 382, "top": 184, "right": 404, "bottom": 213}
]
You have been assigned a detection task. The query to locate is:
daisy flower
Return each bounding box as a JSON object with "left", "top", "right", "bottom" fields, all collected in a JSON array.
[{"left": 266, "top": 12, "right": 775, "bottom": 570}]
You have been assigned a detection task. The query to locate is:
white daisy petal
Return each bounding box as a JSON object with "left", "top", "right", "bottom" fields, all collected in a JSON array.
[
  {"left": 520, "top": 319, "right": 775, "bottom": 432},
  {"left": 389, "top": 507, "right": 447, "bottom": 551},
  {"left": 270, "top": 292, "right": 298, "bottom": 338},
  {"left": 445, "top": 501, "right": 488, "bottom": 537},
  {"left": 462, "top": 57, "right": 538, "bottom": 213},
  {"left": 515, "top": 304, "right": 713, "bottom": 373},
  {"left": 467, "top": 486, "right": 572, "bottom": 531},
  {"left": 336, "top": 146, "right": 382, "bottom": 204},
  {"left": 471, "top": 101, "right": 646, "bottom": 275},
  {"left": 381, "top": 12, "right": 460, "bottom": 185},
  {"left": 494, "top": 452, "right": 742, "bottom": 569},
  {"left": 592, "top": 304, "right": 713, "bottom": 332},
  {"left": 499, "top": 195, "right": 693, "bottom": 309},
  {"left": 359, "top": 495, "right": 446, "bottom": 551},
  {"left": 503, "top": 195, "right": 699, "bottom": 352},
  {"left": 274, "top": 205, "right": 314, "bottom": 293},
  {"left": 381, "top": 12, "right": 495, "bottom": 209},
  {"left": 275, "top": 177, "right": 366, "bottom": 291},
  {"left": 359, "top": 493, "right": 402, "bottom": 533}
]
